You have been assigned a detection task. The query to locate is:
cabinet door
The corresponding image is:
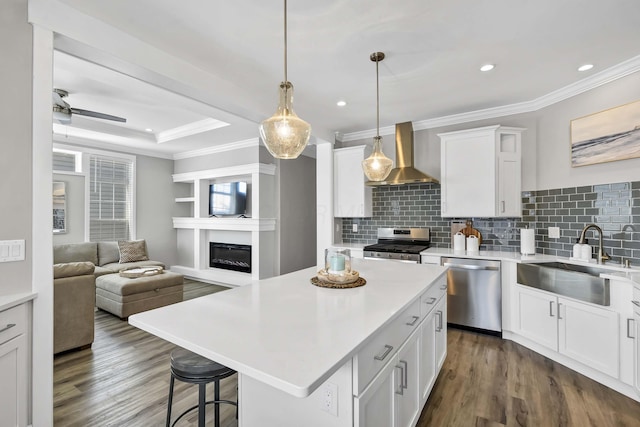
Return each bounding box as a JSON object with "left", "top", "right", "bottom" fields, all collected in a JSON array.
[
  {"left": 515, "top": 285, "right": 558, "bottom": 351},
  {"left": 635, "top": 310, "right": 640, "bottom": 394},
  {"left": 558, "top": 298, "right": 619, "bottom": 378},
  {"left": 496, "top": 131, "right": 521, "bottom": 217},
  {"left": 334, "top": 146, "right": 372, "bottom": 218},
  {"left": 435, "top": 297, "right": 447, "bottom": 370},
  {"left": 440, "top": 132, "right": 495, "bottom": 218},
  {"left": 396, "top": 331, "right": 420, "bottom": 427},
  {"left": 354, "top": 355, "right": 397, "bottom": 427},
  {"left": 0, "top": 335, "right": 27, "bottom": 427},
  {"left": 419, "top": 308, "right": 437, "bottom": 406}
]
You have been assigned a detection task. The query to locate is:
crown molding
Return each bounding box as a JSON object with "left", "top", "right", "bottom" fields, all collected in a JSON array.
[
  {"left": 156, "top": 118, "right": 230, "bottom": 143},
  {"left": 341, "top": 55, "right": 640, "bottom": 141},
  {"left": 172, "top": 138, "right": 259, "bottom": 160},
  {"left": 52, "top": 134, "right": 174, "bottom": 159}
]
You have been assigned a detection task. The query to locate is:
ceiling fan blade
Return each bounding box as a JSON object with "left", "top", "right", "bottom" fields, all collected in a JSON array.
[{"left": 71, "top": 108, "right": 127, "bottom": 123}]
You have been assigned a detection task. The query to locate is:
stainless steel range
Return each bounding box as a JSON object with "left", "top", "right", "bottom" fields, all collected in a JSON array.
[{"left": 363, "top": 228, "right": 430, "bottom": 263}]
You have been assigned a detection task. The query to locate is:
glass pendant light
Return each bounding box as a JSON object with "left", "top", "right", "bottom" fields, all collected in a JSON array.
[
  {"left": 362, "top": 52, "right": 393, "bottom": 181},
  {"left": 259, "top": 0, "right": 311, "bottom": 159}
]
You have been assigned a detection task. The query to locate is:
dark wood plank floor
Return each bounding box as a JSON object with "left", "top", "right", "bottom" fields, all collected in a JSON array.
[{"left": 54, "top": 282, "right": 640, "bottom": 426}]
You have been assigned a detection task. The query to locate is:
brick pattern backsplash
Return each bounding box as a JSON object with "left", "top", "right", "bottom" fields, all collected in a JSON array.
[{"left": 341, "top": 181, "right": 640, "bottom": 266}]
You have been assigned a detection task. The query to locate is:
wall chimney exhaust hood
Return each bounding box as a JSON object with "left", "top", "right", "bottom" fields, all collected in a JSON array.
[{"left": 366, "top": 122, "right": 439, "bottom": 186}]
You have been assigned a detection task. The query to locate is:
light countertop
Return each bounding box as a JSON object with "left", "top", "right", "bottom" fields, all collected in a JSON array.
[
  {"left": 0, "top": 292, "right": 37, "bottom": 312},
  {"left": 421, "top": 247, "right": 559, "bottom": 263},
  {"left": 129, "top": 259, "right": 446, "bottom": 398}
]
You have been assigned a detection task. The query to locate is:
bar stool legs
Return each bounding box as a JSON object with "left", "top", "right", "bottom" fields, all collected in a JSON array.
[{"left": 166, "top": 347, "right": 237, "bottom": 427}]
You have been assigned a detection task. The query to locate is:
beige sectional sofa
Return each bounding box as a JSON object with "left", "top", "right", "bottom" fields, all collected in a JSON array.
[{"left": 53, "top": 241, "right": 183, "bottom": 352}]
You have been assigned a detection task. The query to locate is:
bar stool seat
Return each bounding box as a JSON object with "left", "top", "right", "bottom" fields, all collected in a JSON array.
[{"left": 166, "top": 347, "right": 237, "bottom": 427}]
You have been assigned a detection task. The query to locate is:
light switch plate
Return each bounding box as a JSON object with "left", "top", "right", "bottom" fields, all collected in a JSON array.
[
  {"left": 0, "top": 239, "right": 25, "bottom": 262},
  {"left": 548, "top": 227, "right": 560, "bottom": 239}
]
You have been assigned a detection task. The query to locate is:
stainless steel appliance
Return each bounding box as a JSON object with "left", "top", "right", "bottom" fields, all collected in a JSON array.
[
  {"left": 441, "top": 257, "right": 502, "bottom": 334},
  {"left": 363, "top": 228, "right": 430, "bottom": 263}
]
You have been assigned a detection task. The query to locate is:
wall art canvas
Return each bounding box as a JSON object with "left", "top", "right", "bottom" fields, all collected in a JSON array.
[{"left": 570, "top": 99, "right": 640, "bottom": 167}]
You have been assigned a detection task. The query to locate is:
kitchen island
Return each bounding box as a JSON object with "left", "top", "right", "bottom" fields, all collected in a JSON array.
[{"left": 129, "top": 259, "right": 448, "bottom": 427}]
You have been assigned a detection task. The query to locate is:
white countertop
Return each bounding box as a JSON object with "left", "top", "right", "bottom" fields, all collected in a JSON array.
[
  {"left": 421, "top": 247, "right": 561, "bottom": 263},
  {"left": 0, "top": 292, "right": 37, "bottom": 311},
  {"left": 331, "top": 242, "right": 366, "bottom": 250},
  {"left": 129, "top": 259, "right": 447, "bottom": 398}
]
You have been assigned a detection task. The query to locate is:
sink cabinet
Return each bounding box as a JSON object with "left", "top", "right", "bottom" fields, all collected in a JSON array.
[
  {"left": 439, "top": 125, "right": 524, "bottom": 218},
  {"left": 515, "top": 284, "right": 619, "bottom": 378}
]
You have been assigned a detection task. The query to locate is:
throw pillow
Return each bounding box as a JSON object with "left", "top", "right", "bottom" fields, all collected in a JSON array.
[{"left": 118, "top": 239, "right": 149, "bottom": 263}]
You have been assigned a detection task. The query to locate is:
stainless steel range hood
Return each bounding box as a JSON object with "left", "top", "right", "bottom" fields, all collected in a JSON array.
[{"left": 366, "top": 121, "right": 439, "bottom": 186}]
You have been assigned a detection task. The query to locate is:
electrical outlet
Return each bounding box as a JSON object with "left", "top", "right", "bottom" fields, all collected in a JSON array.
[
  {"left": 320, "top": 382, "right": 338, "bottom": 416},
  {"left": 352, "top": 223, "right": 358, "bottom": 233},
  {"left": 548, "top": 227, "right": 560, "bottom": 239}
]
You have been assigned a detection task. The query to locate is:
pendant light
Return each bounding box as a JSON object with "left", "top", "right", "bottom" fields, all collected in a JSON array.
[
  {"left": 362, "top": 52, "right": 393, "bottom": 181},
  {"left": 259, "top": 0, "right": 311, "bottom": 159}
]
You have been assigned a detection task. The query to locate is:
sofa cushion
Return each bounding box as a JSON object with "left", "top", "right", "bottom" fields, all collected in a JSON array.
[
  {"left": 97, "top": 241, "right": 120, "bottom": 266},
  {"left": 94, "top": 266, "right": 116, "bottom": 277},
  {"left": 53, "top": 261, "right": 95, "bottom": 279},
  {"left": 118, "top": 240, "right": 149, "bottom": 263},
  {"left": 53, "top": 242, "right": 98, "bottom": 265}
]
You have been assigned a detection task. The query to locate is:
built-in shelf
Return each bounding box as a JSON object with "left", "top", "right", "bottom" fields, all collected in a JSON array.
[
  {"left": 174, "top": 197, "right": 195, "bottom": 203},
  {"left": 172, "top": 217, "right": 276, "bottom": 232}
]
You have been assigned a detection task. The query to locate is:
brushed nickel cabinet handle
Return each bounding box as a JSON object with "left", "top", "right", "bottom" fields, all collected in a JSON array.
[
  {"left": 395, "top": 365, "right": 404, "bottom": 395},
  {"left": 558, "top": 303, "right": 563, "bottom": 320},
  {"left": 0, "top": 323, "right": 16, "bottom": 334},
  {"left": 549, "top": 301, "right": 554, "bottom": 317},
  {"left": 501, "top": 200, "right": 506, "bottom": 213},
  {"left": 399, "top": 360, "right": 408, "bottom": 390},
  {"left": 406, "top": 316, "right": 420, "bottom": 326},
  {"left": 628, "top": 318, "right": 635, "bottom": 339},
  {"left": 424, "top": 297, "right": 437, "bottom": 305},
  {"left": 435, "top": 311, "right": 443, "bottom": 332},
  {"left": 374, "top": 344, "right": 394, "bottom": 361}
]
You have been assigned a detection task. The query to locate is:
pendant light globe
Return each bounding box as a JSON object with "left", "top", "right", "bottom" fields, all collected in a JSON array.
[
  {"left": 260, "top": 0, "right": 311, "bottom": 159},
  {"left": 362, "top": 52, "right": 393, "bottom": 181},
  {"left": 260, "top": 82, "right": 311, "bottom": 159}
]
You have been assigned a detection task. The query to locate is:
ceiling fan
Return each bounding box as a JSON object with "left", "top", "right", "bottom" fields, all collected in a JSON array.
[{"left": 52, "top": 88, "right": 127, "bottom": 124}]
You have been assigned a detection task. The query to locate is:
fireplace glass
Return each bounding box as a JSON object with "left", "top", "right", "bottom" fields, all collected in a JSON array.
[{"left": 209, "top": 242, "right": 251, "bottom": 273}]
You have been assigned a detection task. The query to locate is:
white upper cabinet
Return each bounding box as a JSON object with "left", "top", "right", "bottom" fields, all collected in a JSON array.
[
  {"left": 334, "top": 146, "right": 372, "bottom": 218},
  {"left": 439, "top": 125, "right": 524, "bottom": 218}
]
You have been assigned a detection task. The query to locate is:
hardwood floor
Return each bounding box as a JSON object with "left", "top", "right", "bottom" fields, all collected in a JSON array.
[{"left": 54, "top": 283, "right": 640, "bottom": 426}]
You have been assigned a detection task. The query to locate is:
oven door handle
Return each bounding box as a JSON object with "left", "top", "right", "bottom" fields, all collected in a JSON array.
[
  {"left": 365, "top": 257, "right": 418, "bottom": 264},
  {"left": 442, "top": 262, "right": 499, "bottom": 271}
]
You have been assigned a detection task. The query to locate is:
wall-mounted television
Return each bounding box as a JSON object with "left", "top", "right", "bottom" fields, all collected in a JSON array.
[{"left": 209, "top": 181, "right": 247, "bottom": 216}]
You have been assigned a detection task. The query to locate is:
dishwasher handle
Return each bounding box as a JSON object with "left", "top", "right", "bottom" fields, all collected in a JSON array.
[{"left": 442, "top": 262, "right": 499, "bottom": 271}]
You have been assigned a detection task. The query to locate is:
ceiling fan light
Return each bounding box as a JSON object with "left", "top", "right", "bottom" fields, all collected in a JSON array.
[
  {"left": 260, "top": 81, "right": 311, "bottom": 159},
  {"left": 362, "top": 136, "right": 393, "bottom": 181}
]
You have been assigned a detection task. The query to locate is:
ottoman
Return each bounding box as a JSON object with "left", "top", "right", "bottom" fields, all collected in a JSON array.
[{"left": 96, "top": 271, "right": 184, "bottom": 319}]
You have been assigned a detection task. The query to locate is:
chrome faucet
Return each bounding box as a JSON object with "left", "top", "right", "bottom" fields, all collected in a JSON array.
[{"left": 578, "top": 224, "right": 610, "bottom": 264}]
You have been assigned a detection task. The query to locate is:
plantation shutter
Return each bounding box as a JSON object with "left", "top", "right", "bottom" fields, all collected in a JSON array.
[
  {"left": 52, "top": 151, "right": 77, "bottom": 172},
  {"left": 89, "top": 154, "right": 133, "bottom": 242}
]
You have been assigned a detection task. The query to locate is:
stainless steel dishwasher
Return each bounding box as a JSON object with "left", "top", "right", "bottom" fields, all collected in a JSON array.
[{"left": 441, "top": 257, "right": 502, "bottom": 334}]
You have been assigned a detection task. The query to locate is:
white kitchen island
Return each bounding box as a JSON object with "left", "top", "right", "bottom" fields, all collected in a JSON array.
[{"left": 129, "top": 259, "right": 448, "bottom": 427}]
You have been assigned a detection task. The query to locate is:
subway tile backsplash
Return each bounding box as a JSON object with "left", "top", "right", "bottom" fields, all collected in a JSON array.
[{"left": 341, "top": 181, "right": 640, "bottom": 266}]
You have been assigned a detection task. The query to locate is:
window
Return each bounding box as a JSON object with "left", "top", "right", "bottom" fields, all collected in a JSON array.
[
  {"left": 88, "top": 154, "right": 135, "bottom": 242},
  {"left": 52, "top": 148, "right": 82, "bottom": 173}
]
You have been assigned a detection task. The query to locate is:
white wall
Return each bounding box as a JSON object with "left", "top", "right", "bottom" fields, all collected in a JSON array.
[{"left": 0, "top": 0, "right": 33, "bottom": 296}]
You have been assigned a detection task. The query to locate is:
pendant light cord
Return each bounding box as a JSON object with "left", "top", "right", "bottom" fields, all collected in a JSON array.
[
  {"left": 284, "top": 0, "right": 288, "bottom": 85},
  {"left": 375, "top": 55, "right": 380, "bottom": 138}
]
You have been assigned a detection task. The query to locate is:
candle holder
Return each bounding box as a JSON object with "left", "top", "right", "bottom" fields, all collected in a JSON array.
[{"left": 325, "top": 248, "right": 351, "bottom": 276}]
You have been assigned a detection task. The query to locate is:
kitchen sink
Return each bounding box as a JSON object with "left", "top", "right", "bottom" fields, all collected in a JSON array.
[{"left": 517, "top": 262, "right": 610, "bottom": 306}]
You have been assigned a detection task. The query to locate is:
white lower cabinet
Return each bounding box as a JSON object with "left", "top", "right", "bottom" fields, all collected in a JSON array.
[
  {"left": 354, "top": 282, "right": 447, "bottom": 427},
  {"left": 515, "top": 284, "right": 619, "bottom": 378},
  {"left": 0, "top": 304, "right": 28, "bottom": 427}
]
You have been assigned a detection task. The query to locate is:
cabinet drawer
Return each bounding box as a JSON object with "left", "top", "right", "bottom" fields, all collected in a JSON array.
[
  {"left": 421, "top": 276, "right": 447, "bottom": 318},
  {"left": 353, "top": 298, "right": 421, "bottom": 395},
  {"left": 0, "top": 304, "right": 26, "bottom": 345}
]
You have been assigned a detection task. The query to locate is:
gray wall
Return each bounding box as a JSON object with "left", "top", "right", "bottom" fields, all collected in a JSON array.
[
  {"left": 136, "top": 155, "right": 178, "bottom": 265},
  {"left": 0, "top": 0, "right": 32, "bottom": 295},
  {"left": 52, "top": 174, "right": 85, "bottom": 244},
  {"left": 51, "top": 151, "right": 177, "bottom": 266},
  {"left": 279, "top": 155, "right": 317, "bottom": 274}
]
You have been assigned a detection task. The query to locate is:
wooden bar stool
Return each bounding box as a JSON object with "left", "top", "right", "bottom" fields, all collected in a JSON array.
[{"left": 166, "top": 347, "right": 237, "bottom": 427}]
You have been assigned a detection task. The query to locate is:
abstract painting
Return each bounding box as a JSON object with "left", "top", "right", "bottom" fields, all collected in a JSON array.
[{"left": 570, "top": 99, "right": 640, "bottom": 167}]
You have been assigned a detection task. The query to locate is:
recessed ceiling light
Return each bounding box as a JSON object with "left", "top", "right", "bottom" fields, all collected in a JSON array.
[
  {"left": 480, "top": 64, "right": 495, "bottom": 72},
  {"left": 145, "top": 128, "right": 153, "bottom": 132},
  {"left": 336, "top": 100, "right": 347, "bottom": 107},
  {"left": 578, "top": 64, "right": 594, "bottom": 72}
]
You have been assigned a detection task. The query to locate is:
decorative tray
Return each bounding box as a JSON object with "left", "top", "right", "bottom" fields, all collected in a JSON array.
[
  {"left": 120, "top": 266, "right": 164, "bottom": 278},
  {"left": 310, "top": 270, "right": 366, "bottom": 289}
]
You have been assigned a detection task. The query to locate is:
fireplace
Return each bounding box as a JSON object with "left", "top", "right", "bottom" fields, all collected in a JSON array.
[{"left": 209, "top": 242, "right": 252, "bottom": 273}]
